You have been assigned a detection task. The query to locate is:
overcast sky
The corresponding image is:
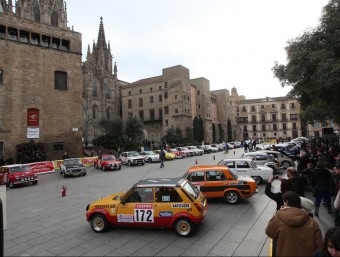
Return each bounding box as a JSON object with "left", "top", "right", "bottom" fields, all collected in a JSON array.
[{"left": 66, "top": 0, "right": 329, "bottom": 99}]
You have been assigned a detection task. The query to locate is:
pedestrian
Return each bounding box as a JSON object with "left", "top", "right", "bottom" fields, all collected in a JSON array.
[
  {"left": 0, "top": 155, "right": 5, "bottom": 166},
  {"left": 312, "top": 161, "right": 333, "bottom": 216},
  {"left": 244, "top": 142, "right": 248, "bottom": 153},
  {"left": 313, "top": 227, "right": 340, "bottom": 257},
  {"left": 265, "top": 176, "right": 294, "bottom": 211},
  {"left": 266, "top": 191, "right": 323, "bottom": 257},
  {"left": 159, "top": 148, "right": 165, "bottom": 168},
  {"left": 331, "top": 163, "right": 340, "bottom": 226},
  {"left": 287, "top": 167, "right": 305, "bottom": 197}
]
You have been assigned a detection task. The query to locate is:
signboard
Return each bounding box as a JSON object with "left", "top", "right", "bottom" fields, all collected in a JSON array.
[
  {"left": 27, "top": 128, "right": 39, "bottom": 139},
  {"left": 27, "top": 108, "right": 39, "bottom": 127},
  {"left": 29, "top": 161, "right": 55, "bottom": 174}
]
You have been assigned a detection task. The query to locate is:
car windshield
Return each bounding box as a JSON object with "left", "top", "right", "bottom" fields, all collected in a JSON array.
[
  {"left": 64, "top": 159, "right": 82, "bottom": 165},
  {"left": 229, "top": 170, "right": 239, "bottom": 180},
  {"left": 103, "top": 155, "right": 115, "bottom": 160},
  {"left": 249, "top": 161, "right": 257, "bottom": 168},
  {"left": 9, "top": 165, "right": 31, "bottom": 173},
  {"left": 128, "top": 152, "right": 139, "bottom": 157},
  {"left": 183, "top": 181, "right": 199, "bottom": 200}
]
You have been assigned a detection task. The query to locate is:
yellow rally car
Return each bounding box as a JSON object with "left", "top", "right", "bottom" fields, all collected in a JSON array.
[
  {"left": 183, "top": 165, "right": 257, "bottom": 204},
  {"left": 154, "top": 150, "right": 176, "bottom": 160},
  {"left": 85, "top": 178, "right": 208, "bottom": 237}
]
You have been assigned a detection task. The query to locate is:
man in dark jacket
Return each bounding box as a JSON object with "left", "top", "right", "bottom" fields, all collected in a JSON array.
[
  {"left": 266, "top": 191, "right": 322, "bottom": 256},
  {"left": 159, "top": 149, "right": 165, "bottom": 168},
  {"left": 287, "top": 167, "right": 305, "bottom": 197}
]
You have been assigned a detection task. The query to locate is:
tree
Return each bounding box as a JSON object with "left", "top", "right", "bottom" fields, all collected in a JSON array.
[
  {"left": 193, "top": 116, "right": 200, "bottom": 142},
  {"left": 99, "top": 117, "right": 123, "bottom": 138},
  {"left": 272, "top": 0, "right": 340, "bottom": 124},
  {"left": 212, "top": 123, "right": 216, "bottom": 143},
  {"left": 198, "top": 117, "right": 204, "bottom": 143},
  {"left": 227, "top": 119, "right": 232, "bottom": 142},
  {"left": 218, "top": 123, "right": 224, "bottom": 142},
  {"left": 185, "top": 127, "right": 194, "bottom": 143},
  {"left": 125, "top": 116, "right": 144, "bottom": 143}
]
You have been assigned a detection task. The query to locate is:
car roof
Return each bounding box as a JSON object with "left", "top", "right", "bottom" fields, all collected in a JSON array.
[
  {"left": 187, "top": 165, "right": 229, "bottom": 171},
  {"left": 133, "top": 178, "right": 186, "bottom": 188},
  {"left": 220, "top": 158, "right": 253, "bottom": 162}
]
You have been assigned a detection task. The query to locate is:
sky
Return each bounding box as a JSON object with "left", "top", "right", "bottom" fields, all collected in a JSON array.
[{"left": 66, "top": 0, "right": 330, "bottom": 99}]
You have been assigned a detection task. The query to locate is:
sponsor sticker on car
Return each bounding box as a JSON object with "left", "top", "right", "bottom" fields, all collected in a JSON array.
[{"left": 172, "top": 203, "right": 190, "bottom": 208}]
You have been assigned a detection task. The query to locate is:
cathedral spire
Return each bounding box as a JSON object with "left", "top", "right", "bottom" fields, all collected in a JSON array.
[{"left": 97, "top": 17, "right": 107, "bottom": 49}]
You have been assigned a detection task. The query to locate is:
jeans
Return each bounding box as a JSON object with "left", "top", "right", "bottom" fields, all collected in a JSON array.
[
  {"left": 160, "top": 159, "right": 164, "bottom": 168},
  {"left": 315, "top": 185, "right": 332, "bottom": 208}
]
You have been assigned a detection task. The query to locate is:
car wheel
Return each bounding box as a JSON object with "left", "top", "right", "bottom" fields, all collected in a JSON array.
[
  {"left": 141, "top": 163, "right": 145, "bottom": 166},
  {"left": 174, "top": 217, "right": 195, "bottom": 237},
  {"left": 224, "top": 191, "right": 240, "bottom": 205},
  {"left": 8, "top": 181, "right": 14, "bottom": 188},
  {"left": 117, "top": 166, "right": 121, "bottom": 170},
  {"left": 282, "top": 161, "right": 290, "bottom": 169},
  {"left": 253, "top": 176, "right": 263, "bottom": 185},
  {"left": 32, "top": 181, "right": 38, "bottom": 185},
  {"left": 148, "top": 158, "right": 152, "bottom": 163},
  {"left": 90, "top": 213, "right": 110, "bottom": 233},
  {"left": 102, "top": 165, "right": 106, "bottom": 171},
  {"left": 83, "top": 172, "right": 87, "bottom": 176},
  {"left": 128, "top": 161, "right": 132, "bottom": 166}
]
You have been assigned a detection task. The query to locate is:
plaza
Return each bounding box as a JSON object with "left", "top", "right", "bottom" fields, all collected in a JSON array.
[{"left": 3, "top": 147, "right": 333, "bottom": 256}]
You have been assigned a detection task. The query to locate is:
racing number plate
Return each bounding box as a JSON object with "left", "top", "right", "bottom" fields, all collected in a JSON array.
[{"left": 134, "top": 204, "right": 154, "bottom": 223}]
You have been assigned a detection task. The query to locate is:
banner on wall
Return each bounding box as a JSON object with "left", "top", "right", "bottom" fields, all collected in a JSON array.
[
  {"left": 29, "top": 161, "right": 55, "bottom": 174},
  {"left": 53, "top": 157, "right": 97, "bottom": 170}
]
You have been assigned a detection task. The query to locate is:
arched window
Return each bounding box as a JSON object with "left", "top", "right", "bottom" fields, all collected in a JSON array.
[
  {"left": 51, "top": 12, "right": 58, "bottom": 27},
  {"left": 92, "top": 78, "right": 98, "bottom": 97},
  {"left": 34, "top": 5, "right": 40, "bottom": 22},
  {"left": 93, "top": 105, "right": 99, "bottom": 121},
  {"left": 107, "top": 107, "right": 113, "bottom": 120}
]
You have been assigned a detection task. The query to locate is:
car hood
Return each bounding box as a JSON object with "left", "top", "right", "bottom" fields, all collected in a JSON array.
[
  {"left": 238, "top": 175, "right": 255, "bottom": 183},
  {"left": 129, "top": 156, "right": 144, "bottom": 159},
  {"left": 103, "top": 160, "right": 121, "bottom": 164},
  {"left": 92, "top": 192, "right": 126, "bottom": 205}
]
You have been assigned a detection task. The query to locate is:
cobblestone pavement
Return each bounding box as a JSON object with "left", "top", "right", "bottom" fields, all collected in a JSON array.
[{"left": 3, "top": 147, "right": 333, "bottom": 256}]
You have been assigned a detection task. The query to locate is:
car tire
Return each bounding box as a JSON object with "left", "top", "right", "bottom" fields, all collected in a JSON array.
[
  {"left": 8, "top": 181, "right": 14, "bottom": 188},
  {"left": 128, "top": 161, "right": 132, "bottom": 166},
  {"left": 282, "top": 161, "right": 290, "bottom": 169},
  {"left": 83, "top": 172, "right": 87, "bottom": 176},
  {"left": 90, "top": 213, "right": 110, "bottom": 233},
  {"left": 148, "top": 158, "right": 152, "bottom": 163},
  {"left": 224, "top": 190, "right": 240, "bottom": 205},
  {"left": 102, "top": 165, "right": 105, "bottom": 171},
  {"left": 253, "top": 176, "right": 263, "bottom": 185},
  {"left": 32, "top": 181, "right": 38, "bottom": 185},
  {"left": 174, "top": 217, "right": 195, "bottom": 237},
  {"left": 117, "top": 166, "right": 121, "bottom": 170}
]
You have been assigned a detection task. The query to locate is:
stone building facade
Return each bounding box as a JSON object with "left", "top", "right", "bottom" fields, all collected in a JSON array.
[
  {"left": 82, "top": 18, "right": 120, "bottom": 144},
  {"left": 0, "top": 0, "right": 83, "bottom": 161},
  {"left": 236, "top": 96, "right": 302, "bottom": 140}
]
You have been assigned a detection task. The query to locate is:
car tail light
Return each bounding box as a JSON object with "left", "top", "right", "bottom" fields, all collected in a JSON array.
[{"left": 194, "top": 202, "right": 203, "bottom": 212}]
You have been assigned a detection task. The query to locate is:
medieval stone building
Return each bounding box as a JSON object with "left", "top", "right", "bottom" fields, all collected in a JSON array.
[
  {"left": 0, "top": 0, "right": 83, "bottom": 161},
  {"left": 82, "top": 18, "right": 121, "bottom": 144}
]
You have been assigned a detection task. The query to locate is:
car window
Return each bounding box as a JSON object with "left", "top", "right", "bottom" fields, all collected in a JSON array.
[
  {"left": 188, "top": 171, "right": 205, "bottom": 182},
  {"left": 249, "top": 161, "right": 257, "bottom": 168},
  {"left": 206, "top": 170, "right": 227, "bottom": 181},
  {"left": 183, "top": 181, "right": 199, "bottom": 200},
  {"left": 125, "top": 188, "right": 154, "bottom": 203},
  {"left": 155, "top": 187, "right": 182, "bottom": 202},
  {"left": 236, "top": 160, "right": 250, "bottom": 168},
  {"left": 223, "top": 161, "right": 235, "bottom": 168},
  {"left": 256, "top": 155, "right": 267, "bottom": 161}
]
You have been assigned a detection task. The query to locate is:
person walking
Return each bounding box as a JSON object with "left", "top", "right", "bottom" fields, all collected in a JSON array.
[
  {"left": 287, "top": 167, "right": 305, "bottom": 197},
  {"left": 312, "top": 162, "right": 333, "bottom": 216},
  {"left": 159, "top": 148, "right": 165, "bottom": 168},
  {"left": 266, "top": 191, "right": 323, "bottom": 256}
]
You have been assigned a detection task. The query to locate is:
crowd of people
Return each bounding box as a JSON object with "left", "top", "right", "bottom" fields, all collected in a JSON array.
[{"left": 265, "top": 136, "right": 340, "bottom": 256}]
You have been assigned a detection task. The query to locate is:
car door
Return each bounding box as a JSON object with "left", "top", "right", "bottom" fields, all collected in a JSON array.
[
  {"left": 185, "top": 171, "right": 205, "bottom": 192},
  {"left": 204, "top": 170, "right": 228, "bottom": 198},
  {"left": 154, "top": 186, "right": 183, "bottom": 226},
  {"left": 235, "top": 160, "right": 252, "bottom": 176},
  {"left": 116, "top": 187, "right": 156, "bottom": 227}
]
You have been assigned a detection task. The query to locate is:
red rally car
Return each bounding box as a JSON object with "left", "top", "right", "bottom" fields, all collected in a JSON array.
[{"left": 94, "top": 154, "right": 122, "bottom": 171}]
